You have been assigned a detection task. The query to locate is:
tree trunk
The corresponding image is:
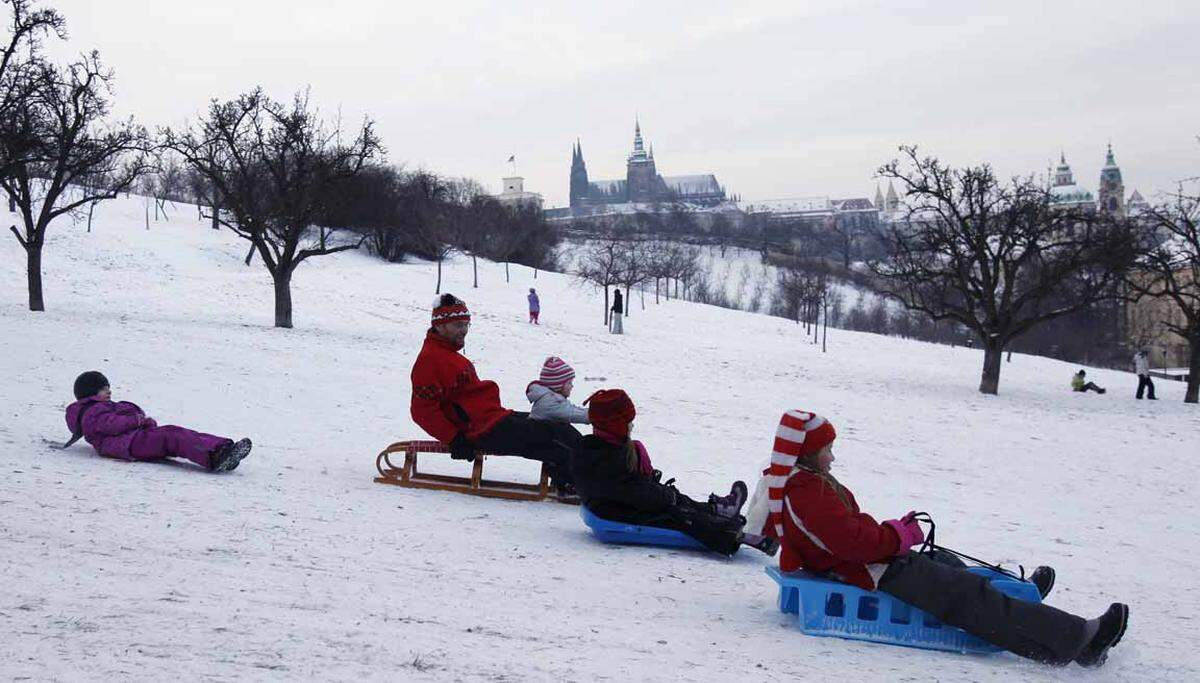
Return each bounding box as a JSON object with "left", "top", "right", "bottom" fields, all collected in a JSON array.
[
  {"left": 8, "top": 194, "right": 15, "bottom": 212},
  {"left": 26, "top": 243, "right": 44, "bottom": 312},
  {"left": 273, "top": 270, "right": 293, "bottom": 328},
  {"left": 1186, "top": 336, "right": 1200, "bottom": 404},
  {"left": 655, "top": 277, "right": 660, "bottom": 304},
  {"left": 472, "top": 254, "right": 478, "bottom": 288},
  {"left": 211, "top": 202, "right": 220, "bottom": 230},
  {"left": 436, "top": 258, "right": 443, "bottom": 294},
  {"left": 504, "top": 261, "right": 510, "bottom": 282},
  {"left": 244, "top": 242, "right": 255, "bottom": 266},
  {"left": 979, "top": 339, "right": 1003, "bottom": 395},
  {"left": 603, "top": 286, "right": 610, "bottom": 327},
  {"left": 624, "top": 286, "right": 630, "bottom": 318},
  {"left": 87, "top": 202, "right": 95, "bottom": 233},
  {"left": 144, "top": 201, "right": 149, "bottom": 230}
]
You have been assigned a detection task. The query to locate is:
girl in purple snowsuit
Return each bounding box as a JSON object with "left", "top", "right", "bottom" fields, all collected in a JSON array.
[{"left": 63, "top": 371, "right": 252, "bottom": 472}]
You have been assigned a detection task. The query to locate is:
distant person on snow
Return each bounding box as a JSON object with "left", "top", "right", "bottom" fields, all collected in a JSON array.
[
  {"left": 569, "top": 389, "right": 775, "bottom": 556},
  {"left": 527, "top": 288, "right": 540, "bottom": 325},
  {"left": 1071, "top": 369, "right": 1106, "bottom": 394},
  {"left": 744, "top": 410, "right": 1128, "bottom": 668},
  {"left": 1133, "top": 350, "right": 1156, "bottom": 400},
  {"left": 410, "top": 294, "right": 580, "bottom": 491},
  {"left": 610, "top": 289, "right": 624, "bottom": 334},
  {"left": 526, "top": 357, "right": 589, "bottom": 424},
  {"left": 62, "top": 371, "right": 252, "bottom": 472}
]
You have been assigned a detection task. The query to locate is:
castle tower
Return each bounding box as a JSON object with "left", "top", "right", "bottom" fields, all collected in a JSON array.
[
  {"left": 569, "top": 139, "right": 590, "bottom": 209},
  {"left": 885, "top": 180, "right": 900, "bottom": 215},
  {"left": 874, "top": 184, "right": 885, "bottom": 211},
  {"left": 1097, "top": 144, "right": 1126, "bottom": 217},
  {"left": 626, "top": 119, "right": 659, "bottom": 203}
]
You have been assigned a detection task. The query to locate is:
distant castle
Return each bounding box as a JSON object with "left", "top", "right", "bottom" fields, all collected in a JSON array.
[
  {"left": 569, "top": 121, "right": 727, "bottom": 210},
  {"left": 1046, "top": 144, "right": 1145, "bottom": 217}
]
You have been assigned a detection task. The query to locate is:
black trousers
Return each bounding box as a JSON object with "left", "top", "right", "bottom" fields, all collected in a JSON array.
[
  {"left": 878, "top": 552, "right": 1089, "bottom": 665},
  {"left": 605, "top": 494, "right": 742, "bottom": 556},
  {"left": 1137, "top": 374, "right": 1156, "bottom": 399},
  {"left": 474, "top": 412, "right": 581, "bottom": 484}
]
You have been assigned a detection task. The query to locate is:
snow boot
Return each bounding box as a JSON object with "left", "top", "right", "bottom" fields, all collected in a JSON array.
[
  {"left": 211, "top": 438, "right": 252, "bottom": 473},
  {"left": 709, "top": 480, "right": 748, "bottom": 519},
  {"left": 1029, "top": 566, "right": 1055, "bottom": 599},
  {"left": 1075, "top": 603, "right": 1129, "bottom": 668}
]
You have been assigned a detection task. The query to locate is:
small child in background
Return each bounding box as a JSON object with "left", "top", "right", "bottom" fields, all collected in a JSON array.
[
  {"left": 63, "top": 371, "right": 252, "bottom": 472},
  {"left": 526, "top": 357, "right": 589, "bottom": 424}
]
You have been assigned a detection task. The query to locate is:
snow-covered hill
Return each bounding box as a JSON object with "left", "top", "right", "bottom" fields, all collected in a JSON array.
[{"left": 2, "top": 195, "right": 1198, "bottom": 681}]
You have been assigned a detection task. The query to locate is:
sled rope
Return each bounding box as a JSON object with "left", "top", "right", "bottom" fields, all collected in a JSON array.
[{"left": 910, "top": 512, "right": 1026, "bottom": 581}]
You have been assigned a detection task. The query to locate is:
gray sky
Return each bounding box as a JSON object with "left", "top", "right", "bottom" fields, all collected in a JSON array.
[{"left": 47, "top": 0, "right": 1200, "bottom": 207}]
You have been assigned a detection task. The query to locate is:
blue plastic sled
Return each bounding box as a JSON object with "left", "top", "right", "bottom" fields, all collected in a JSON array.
[
  {"left": 579, "top": 505, "right": 708, "bottom": 550},
  {"left": 766, "top": 565, "right": 1042, "bottom": 655}
]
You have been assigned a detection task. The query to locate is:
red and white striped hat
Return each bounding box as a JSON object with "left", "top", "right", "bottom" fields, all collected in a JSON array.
[
  {"left": 539, "top": 356, "right": 576, "bottom": 389},
  {"left": 744, "top": 410, "right": 837, "bottom": 540},
  {"left": 431, "top": 294, "right": 470, "bottom": 325}
]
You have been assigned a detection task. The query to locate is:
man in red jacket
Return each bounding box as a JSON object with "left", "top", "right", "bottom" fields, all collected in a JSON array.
[{"left": 410, "top": 294, "right": 579, "bottom": 488}]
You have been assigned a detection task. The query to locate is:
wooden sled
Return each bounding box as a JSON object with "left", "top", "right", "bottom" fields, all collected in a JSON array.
[{"left": 374, "top": 440, "right": 579, "bottom": 504}]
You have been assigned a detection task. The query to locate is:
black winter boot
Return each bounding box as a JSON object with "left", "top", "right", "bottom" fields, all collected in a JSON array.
[
  {"left": 212, "top": 438, "right": 252, "bottom": 472},
  {"left": 1029, "top": 566, "right": 1055, "bottom": 599},
  {"left": 1075, "top": 603, "right": 1129, "bottom": 668}
]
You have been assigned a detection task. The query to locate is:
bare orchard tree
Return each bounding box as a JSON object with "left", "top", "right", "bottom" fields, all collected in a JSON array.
[
  {"left": 165, "top": 87, "right": 381, "bottom": 328},
  {"left": 575, "top": 234, "right": 625, "bottom": 326},
  {"left": 872, "top": 146, "right": 1139, "bottom": 394},
  {"left": 2, "top": 52, "right": 150, "bottom": 311},
  {"left": 1, "top": 0, "right": 66, "bottom": 177},
  {"left": 616, "top": 236, "right": 651, "bottom": 318},
  {"left": 399, "top": 170, "right": 455, "bottom": 293},
  {"left": 1126, "top": 184, "right": 1200, "bottom": 403}
]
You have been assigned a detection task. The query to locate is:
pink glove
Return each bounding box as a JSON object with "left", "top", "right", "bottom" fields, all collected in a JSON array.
[{"left": 883, "top": 514, "right": 925, "bottom": 554}]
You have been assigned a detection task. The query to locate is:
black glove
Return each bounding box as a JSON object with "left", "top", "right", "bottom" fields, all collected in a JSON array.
[{"left": 449, "top": 433, "right": 476, "bottom": 461}]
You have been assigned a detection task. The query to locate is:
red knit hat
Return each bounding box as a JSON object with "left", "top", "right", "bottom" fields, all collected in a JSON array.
[
  {"left": 584, "top": 389, "right": 636, "bottom": 437},
  {"left": 431, "top": 294, "right": 470, "bottom": 326},
  {"left": 539, "top": 356, "right": 576, "bottom": 390},
  {"left": 744, "top": 410, "right": 837, "bottom": 540}
]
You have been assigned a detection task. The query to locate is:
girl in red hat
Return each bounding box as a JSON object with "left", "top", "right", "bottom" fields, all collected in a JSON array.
[
  {"left": 745, "top": 410, "right": 1129, "bottom": 668},
  {"left": 570, "top": 389, "right": 775, "bottom": 556}
]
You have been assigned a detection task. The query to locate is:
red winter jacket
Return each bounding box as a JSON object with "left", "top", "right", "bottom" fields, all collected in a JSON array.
[
  {"left": 410, "top": 331, "right": 512, "bottom": 444},
  {"left": 779, "top": 468, "right": 902, "bottom": 590}
]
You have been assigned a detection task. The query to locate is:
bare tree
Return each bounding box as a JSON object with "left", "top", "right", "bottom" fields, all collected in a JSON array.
[
  {"left": 165, "top": 87, "right": 381, "bottom": 328},
  {"left": 400, "top": 170, "right": 455, "bottom": 293},
  {"left": 872, "top": 146, "right": 1139, "bottom": 394},
  {"left": 3, "top": 52, "right": 150, "bottom": 311},
  {"left": 575, "top": 235, "right": 625, "bottom": 326},
  {"left": 1126, "top": 184, "right": 1200, "bottom": 403}
]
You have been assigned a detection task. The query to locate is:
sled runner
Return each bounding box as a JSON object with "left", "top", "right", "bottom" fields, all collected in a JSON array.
[{"left": 374, "top": 440, "right": 578, "bottom": 504}]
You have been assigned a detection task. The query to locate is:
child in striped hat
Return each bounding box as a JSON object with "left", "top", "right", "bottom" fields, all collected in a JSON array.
[
  {"left": 526, "top": 357, "right": 589, "bottom": 424},
  {"left": 751, "top": 410, "right": 1129, "bottom": 668}
]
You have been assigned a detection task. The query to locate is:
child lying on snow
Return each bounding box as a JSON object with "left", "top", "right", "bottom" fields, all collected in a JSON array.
[
  {"left": 63, "top": 371, "right": 252, "bottom": 472},
  {"left": 569, "top": 388, "right": 777, "bottom": 557},
  {"left": 744, "top": 410, "right": 1128, "bottom": 668},
  {"left": 525, "top": 357, "right": 589, "bottom": 424}
]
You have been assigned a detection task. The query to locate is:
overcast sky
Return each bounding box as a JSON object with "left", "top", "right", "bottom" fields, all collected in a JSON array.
[{"left": 45, "top": 0, "right": 1200, "bottom": 207}]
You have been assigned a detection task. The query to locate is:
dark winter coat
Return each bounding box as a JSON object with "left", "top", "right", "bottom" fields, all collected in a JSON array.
[
  {"left": 64, "top": 397, "right": 156, "bottom": 459},
  {"left": 779, "top": 468, "right": 901, "bottom": 590},
  {"left": 410, "top": 330, "right": 512, "bottom": 444},
  {"left": 570, "top": 434, "right": 673, "bottom": 521},
  {"left": 611, "top": 290, "right": 623, "bottom": 314}
]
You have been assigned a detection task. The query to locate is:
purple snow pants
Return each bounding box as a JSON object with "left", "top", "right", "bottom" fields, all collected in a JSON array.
[{"left": 128, "top": 426, "right": 230, "bottom": 469}]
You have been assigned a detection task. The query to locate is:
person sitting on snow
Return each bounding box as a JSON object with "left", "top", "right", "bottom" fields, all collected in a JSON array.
[
  {"left": 1072, "top": 369, "right": 1106, "bottom": 394},
  {"left": 62, "top": 371, "right": 252, "bottom": 472},
  {"left": 569, "top": 389, "right": 776, "bottom": 556},
  {"left": 410, "top": 294, "right": 580, "bottom": 490},
  {"left": 743, "top": 410, "right": 1129, "bottom": 668},
  {"left": 526, "top": 357, "right": 589, "bottom": 425}
]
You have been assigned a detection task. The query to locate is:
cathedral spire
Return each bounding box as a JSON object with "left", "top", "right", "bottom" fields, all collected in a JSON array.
[{"left": 1104, "top": 142, "right": 1117, "bottom": 167}]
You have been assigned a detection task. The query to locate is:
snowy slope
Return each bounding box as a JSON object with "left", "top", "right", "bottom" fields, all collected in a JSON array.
[{"left": 2, "top": 195, "right": 1198, "bottom": 681}]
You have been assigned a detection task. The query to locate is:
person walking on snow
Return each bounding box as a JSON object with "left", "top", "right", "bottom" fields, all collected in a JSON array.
[
  {"left": 410, "top": 294, "right": 580, "bottom": 490},
  {"left": 527, "top": 288, "right": 540, "bottom": 325},
  {"left": 526, "top": 357, "right": 589, "bottom": 424},
  {"left": 62, "top": 371, "right": 252, "bottom": 472},
  {"left": 569, "top": 389, "right": 774, "bottom": 557},
  {"left": 1072, "top": 369, "right": 1106, "bottom": 394},
  {"left": 743, "top": 410, "right": 1129, "bottom": 667},
  {"left": 1134, "top": 350, "right": 1156, "bottom": 400},
  {"left": 610, "top": 289, "right": 624, "bottom": 334}
]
